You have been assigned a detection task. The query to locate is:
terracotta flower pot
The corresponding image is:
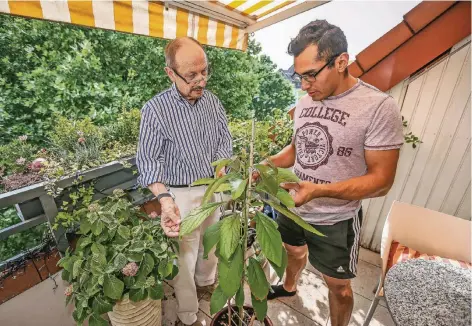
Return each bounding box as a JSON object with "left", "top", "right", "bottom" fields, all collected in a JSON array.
[
  {"left": 108, "top": 297, "right": 161, "bottom": 326},
  {"left": 210, "top": 305, "right": 273, "bottom": 326}
]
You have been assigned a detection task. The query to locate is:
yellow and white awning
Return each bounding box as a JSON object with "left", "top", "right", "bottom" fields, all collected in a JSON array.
[{"left": 0, "top": 1, "right": 328, "bottom": 51}]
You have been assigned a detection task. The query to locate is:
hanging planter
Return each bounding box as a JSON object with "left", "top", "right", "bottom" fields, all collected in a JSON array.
[{"left": 108, "top": 296, "right": 161, "bottom": 326}]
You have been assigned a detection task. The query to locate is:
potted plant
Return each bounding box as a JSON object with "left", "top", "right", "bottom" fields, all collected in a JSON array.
[
  {"left": 179, "top": 121, "right": 322, "bottom": 325},
  {"left": 57, "top": 189, "right": 178, "bottom": 326}
]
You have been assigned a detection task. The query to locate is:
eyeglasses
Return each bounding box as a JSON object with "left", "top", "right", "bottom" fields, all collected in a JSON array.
[
  {"left": 171, "top": 66, "right": 211, "bottom": 85},
  {"left": 292, "top": 54, "right": 341, "bottom": 84}
]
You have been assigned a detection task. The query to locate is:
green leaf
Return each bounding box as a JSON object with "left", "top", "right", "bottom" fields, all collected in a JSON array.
[
  {"left": 212, "top": 158, "right": 232, "bottom": 177},
  {"left": 218, "top": 244, "right": 243, "bottom": 297},
  {"left": 235, "top": 285, "right": 244, "bottom": 307},
  {"left": 148, "top": 282, "right": 164, "bottom": 300},
  {"left": 247, "top": 257, "right": 269, "bottom": 300},
  {"left": 91, "top": 220, "right": 104, "bottom": 236},
  {"left": 137, "top": 253, "right": 154, "bottom": 279},
  {"left": 117, "top": 225, "right": 130, "bottom": 239},
  {"left": 219, "top": 215, "right": 241, "bottom": 261},
  {"left": 91, "top": 243, "right": 106, "bottom": 256},
  {"left": 166, "top": 263, "right": 179, "bottom": 281},
  {"left": 103, "top": 274, "right": 124, "bottom": 300},
  {"left": 273, "top": 168, "right": 300, "bottom": 184},
  {"left": 79, "top": 220, "right": 91, "bottom": 234},
  {"left": 89, "top": 314, "right": 109, "bottom": 326},
  {"left": 268, "top": 247, "right": 287, "bottom": 280},
  {"left": 114, "top": 253, "right": 128, "bottom": 270},
  {"left": 129, "top": 288, "right": 147, "bottom": 302},
  {"left": 254, "top": 212, "right": 282, "bottom": 266},
  {"left": 210, "top": 285, "right": 228, "bottom": 315},
  {"left": 92, "top": 297, "right": 113, "bottom": 315},
  {"left": 276, "top": 188, "right": 295, "bottom": 208},
  {"left": 62, "top": 270, "right": 72, "bottom": 282},
  {"left": 203, "top": 220, "right": 222, "bottom": 259},
  {"left": 73, "top": 259, "right": 83, "bottom": 279},
  {"left": 126, "top": 252, "right": 144, "bottom": 262},
  {"left": 191, "top": 177, "right": 215, "bottom": 186},
  {"left": 158, "top": 259, "right": 173, "bottom": 278},
  {"left": 251, "top": 294, "right": 268, "bottom": 321},
  {"left": 62, "top": 256, "right": 78, "bottom": 273},
  {"left": 179, "top": 202, "right": 224, "bottom": 237},
  {"left": 77, "top": 236, "right": 92, "bottom": 250},
  {"left": 202, "top": 173, "right": 234, "bottom": 204},
  {"left": 259, "top": 169, "right": 278, "bottom": 196},
  {"left": 232, "top": 179, "right": 247, "bottom": 200},
  {"left": 263, "top": 199, "right": 324, "bottom": 236},
  {"left": 214, "top": 183, "right": 232, "bottom": 192}
]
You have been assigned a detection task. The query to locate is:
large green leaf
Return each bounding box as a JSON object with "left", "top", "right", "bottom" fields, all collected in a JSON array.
[
  {"left": 212, "top": 158, "right": 232, "bottom": 178},
  {"left": 258, "top": 167, "right": 278, "bottom": 196},
  {"left": 254, "top": 212, "right": 282, "bottom": 266},
  {"left": 137, "top": 253, "right": 154, "bottom": 279},
  {"left": 126, "top": 252, "right": 144, "bottom": 262},
  {"left": 89, "top": 314, "right": 109, "bottom": 326},
  {"left": 210, "top": 285, "right": 228, "bottom": 315},
  {"left": 179, "top": 202, "right": 224, "bottom": 237},
  {"left": 72, "top": 259, "right": 83, "bottom": 279},
  {"left": 103, "top": 274, "right": 124, "bottom": 300},
  {"left": 129, "top": 288, "right": 147, "bottom": 302},
  {"left": 232, "top": 179, "right": 247, "bottom": 200},
  {"left": 203, "top": 220, "right": 222, "bottom": 259},
  {"left": 92, "top": 297, "right": 113, "bottom": 315},
  {"left": 113, "top": 253, "right": 128, "bottom": 270},
  {"left": 251, "top": 294, "right": 268, "bottom": 321},
  {"left": 202, "top": 173, "right": 234, "bottom": 204},
  {"left": 91, "top": 220, "right": 104, "bottom": 236},
  {"left": 191, "top": 177, "right": 215, "bottom": 186},
  {"left": 158, "top": 259, "right": 173, "bottom": 278},
  {"left": 275, "top": 188, "right": 295, "bottom": 208},
  {"left": 117, "top": 225, "right": 130, "bottom": 239},
  {"left": 272, "top": 168, "right": 300, "bottom": 183},
  {"left": 268, "top": 247, "right": 288, "bottom": 280},
  {"left": 219, "top": 215, "right": 241, "bottom": 261},
  {"left": 247, "top": 257, "right": 269, "bottom": 300},
  {"left": 263, "top": 199, "right": 324, "bottom": 236},
  {"left": 79, "top": 220, "right": 91, "bottom": 235},
  {"left": 235, "top": 285, "right": 245, "bottom": 307},
  {"left": 148, "top": 282, "right": 164, "bottom": 300},
  {"left": 218, "top": 244, "right": 243, "bottom": 297},
  {"left": 91, "top": 243, "right": 106, "bottom": 256}
]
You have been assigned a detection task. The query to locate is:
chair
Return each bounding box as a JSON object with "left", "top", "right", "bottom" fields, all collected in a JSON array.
[{"left": 363, "top": 200, "right": 471, "bottom": 326}]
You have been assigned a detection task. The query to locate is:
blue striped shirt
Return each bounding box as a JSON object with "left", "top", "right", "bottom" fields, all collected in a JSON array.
[{"left": 136, "top": 83, "right": 233, "bottom": 187}]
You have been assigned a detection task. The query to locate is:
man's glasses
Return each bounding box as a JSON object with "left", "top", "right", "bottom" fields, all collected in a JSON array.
[
  {"left": 292, "top": 54, "right": 341, "bottom": 84},
  {"left": 171, "top": 66, "right": 211, "bottom": 85}
]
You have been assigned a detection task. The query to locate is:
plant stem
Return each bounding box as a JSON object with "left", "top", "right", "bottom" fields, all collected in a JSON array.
[
  {"left": 248, "top": 314, "right": 257, "bottom": 326},
  {"left": 227, "top": 299, "right": 232, "bottom": 326}
]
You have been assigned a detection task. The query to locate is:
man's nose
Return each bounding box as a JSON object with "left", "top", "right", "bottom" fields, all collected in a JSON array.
[{"left": 301, "top": 79, "right": 311, "bottom": 91}]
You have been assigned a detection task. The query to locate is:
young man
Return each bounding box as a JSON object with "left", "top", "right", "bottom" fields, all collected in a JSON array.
[
  {"left": 265, "top": 20, "right": 403, "bottom": 326},
  {"left": 136, "top": 37, "right": 232, "bottom": 326}
]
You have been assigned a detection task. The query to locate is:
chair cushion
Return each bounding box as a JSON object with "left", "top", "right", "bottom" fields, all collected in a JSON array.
[{"left": 387, "top": 241, "right": 472, "bottom": 271}]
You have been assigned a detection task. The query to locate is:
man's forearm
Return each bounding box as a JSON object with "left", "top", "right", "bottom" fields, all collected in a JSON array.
[
  {"left": 267, "top": 144, "right": 296, "bottom": 168},
  {"left": 315, "top": 173, "right": 393, "bottom": 201}
]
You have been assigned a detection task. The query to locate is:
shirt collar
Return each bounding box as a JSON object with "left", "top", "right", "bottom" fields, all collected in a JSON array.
[{"left": 170, "top": 83, "right": 205, "bottom": 106}]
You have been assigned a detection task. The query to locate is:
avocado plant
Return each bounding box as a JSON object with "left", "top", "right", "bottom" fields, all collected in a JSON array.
[{"left": 179, "top": 120, "right": 322, "bottom": 325}]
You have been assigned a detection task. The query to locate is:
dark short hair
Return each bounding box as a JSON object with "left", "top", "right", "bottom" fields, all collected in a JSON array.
[
  {"left": 165, "top": 37, "right": 204, "bottom": 69},
  {"left": 288, "top": 20, "right": 347, "bottom": 67}
]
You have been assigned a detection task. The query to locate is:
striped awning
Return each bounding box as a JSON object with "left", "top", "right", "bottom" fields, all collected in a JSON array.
[{"left": 0, "top": 1, "right": 327, "bottom": 51}]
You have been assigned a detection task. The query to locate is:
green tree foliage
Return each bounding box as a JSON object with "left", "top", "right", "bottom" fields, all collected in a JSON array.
[{"left": 0, "top": 15, "right": 294, "bottom": 145}]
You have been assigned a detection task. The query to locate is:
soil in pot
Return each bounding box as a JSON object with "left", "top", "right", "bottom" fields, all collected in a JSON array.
[{"left": 211, "top": 305, "right": 273, "bottom": 326}]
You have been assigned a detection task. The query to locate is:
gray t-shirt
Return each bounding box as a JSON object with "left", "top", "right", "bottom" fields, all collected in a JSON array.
[{"left": 291, "top": 80, "right": 403, "bottom": 225}]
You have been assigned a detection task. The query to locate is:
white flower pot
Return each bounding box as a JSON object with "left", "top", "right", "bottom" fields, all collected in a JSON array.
[{"left": 108, "top": 297, "right": 161, "bottom": 326}]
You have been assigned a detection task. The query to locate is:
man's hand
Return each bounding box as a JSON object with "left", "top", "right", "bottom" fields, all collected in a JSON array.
[
  {"left": 281, "top": 181, "right": 318, "bottom": 207},
  {"left": 160, "top": 197, "right": 181, "bottom": 237}
]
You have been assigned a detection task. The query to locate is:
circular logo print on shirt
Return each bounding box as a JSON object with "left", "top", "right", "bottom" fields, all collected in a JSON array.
[{"left": 295, "top": 122, "right": 334, "bottom": 170}]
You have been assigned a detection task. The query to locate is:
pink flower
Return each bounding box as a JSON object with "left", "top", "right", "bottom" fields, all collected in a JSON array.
[
  {"left": 40, "top": 148, "right": 47, "bottom": 154},
  {"left": 78, "top": 137, "right": 86, "bottom": 144},
  {"left": 16, "top": 157, "right": 26, "bottom": 165},
  {"left": 122, "top": 262, "right": 139, "bottom": 277},
  {"left": 64, "top": 285, "right": 73, "bottom": 296},
  {"left": 18, "top": 135, "right": 27, "bottom": 142},
  {"left": 30, "top": 158, "right": 46, "bottom": 172},
  {"left": 77, "top": 131, "right": 84, "bottom": 137},
  {"left": 149, "top": 211, "right": 158, "bottom": 219}
]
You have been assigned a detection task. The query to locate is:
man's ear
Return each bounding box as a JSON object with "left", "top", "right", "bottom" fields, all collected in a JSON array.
[
  {"left": 164, "top": 67, "right": 176, "bottom": 83},
  {"left": 336, "top": 53, "right": 350, "bottom": 74}
]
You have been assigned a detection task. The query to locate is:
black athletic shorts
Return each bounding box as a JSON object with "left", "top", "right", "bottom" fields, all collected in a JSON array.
[{"left": 276, "top": 208, "right": 363, "bottom": 279}]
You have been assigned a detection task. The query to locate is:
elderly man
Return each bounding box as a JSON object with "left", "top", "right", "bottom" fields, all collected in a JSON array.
[
  {"left": 262, "top": 20, "right": 403, "bottom": 326},
  {"left": 136, "top": 37, "right": 232, "bottom": 326}
]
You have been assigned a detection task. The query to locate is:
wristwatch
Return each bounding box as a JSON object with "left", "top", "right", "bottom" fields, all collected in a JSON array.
[{"left": 156, "top": 190, "right": 175, "bottom": 203}]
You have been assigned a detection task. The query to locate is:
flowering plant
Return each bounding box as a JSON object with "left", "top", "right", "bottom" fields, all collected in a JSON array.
[{"left": 57, "top": 189, "right": 178, "bottom": 325}]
